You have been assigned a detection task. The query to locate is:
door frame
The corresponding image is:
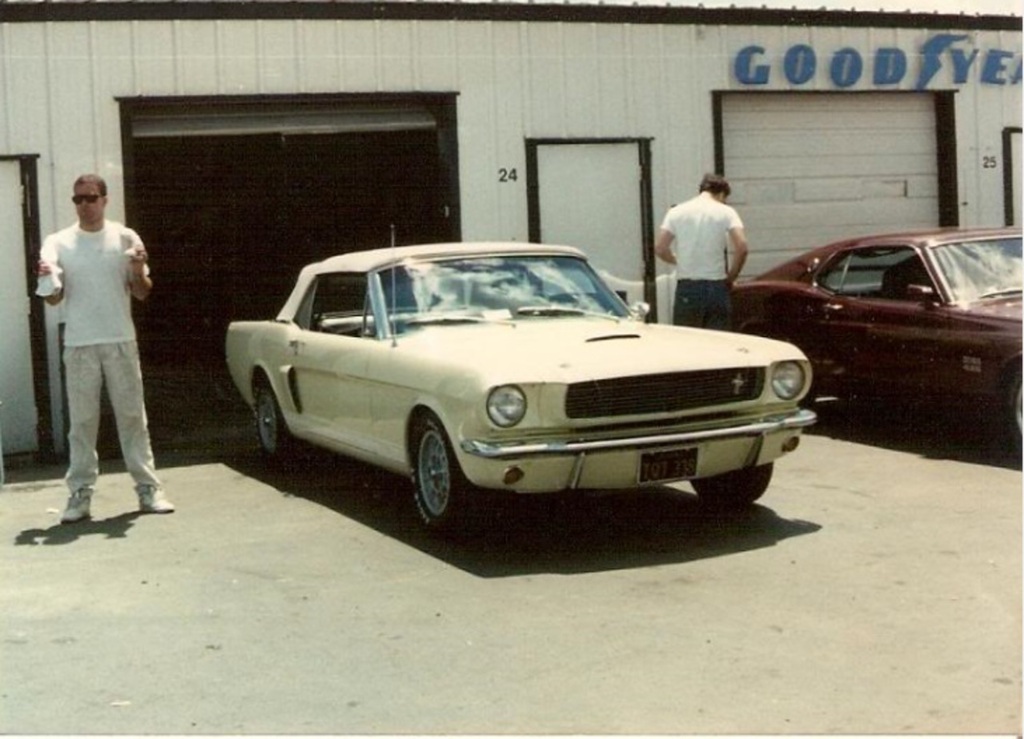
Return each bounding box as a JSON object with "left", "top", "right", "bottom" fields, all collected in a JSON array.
[
  {"left": 1, "top": 154, "right": 54, "bottom": 459},
  {"left": 1003, "top": 127, "right": 1022, "bottom": 226}
]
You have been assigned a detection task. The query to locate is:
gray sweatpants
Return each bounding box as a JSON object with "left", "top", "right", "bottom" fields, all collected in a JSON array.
[{"left": 63, "top": 341, "right": 161, "bottom": 494}]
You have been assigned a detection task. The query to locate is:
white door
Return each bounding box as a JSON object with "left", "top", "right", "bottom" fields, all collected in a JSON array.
[
  {"left": 722, "top": 92, "right": 939, "bottom": 275},
  {"left": 0, "top": 161, "right": 39, "bottom": 454},
  {"left": 535, "top": 142, "right": 655, "bottom": 310}
]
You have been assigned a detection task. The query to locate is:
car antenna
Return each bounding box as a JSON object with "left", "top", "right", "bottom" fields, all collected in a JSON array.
[{"left": 389, "top": 223, "right": 398, "bottom": 347}]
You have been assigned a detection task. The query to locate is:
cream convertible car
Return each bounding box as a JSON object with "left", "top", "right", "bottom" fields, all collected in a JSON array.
[{"left": 226, "top": 242, "right": 817, "bottom": 531}]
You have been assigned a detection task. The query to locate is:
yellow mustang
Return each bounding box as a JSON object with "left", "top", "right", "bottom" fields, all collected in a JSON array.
[{"left": 226, "top": 242, "right": 815, "bottom": 532}]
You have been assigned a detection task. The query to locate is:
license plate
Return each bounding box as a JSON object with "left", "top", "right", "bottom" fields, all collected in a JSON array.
[{"left": 638, "top": 447, "right": 698, "bottom": 484}]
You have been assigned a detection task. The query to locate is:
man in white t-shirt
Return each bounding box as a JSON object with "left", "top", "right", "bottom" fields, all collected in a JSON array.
[
  {"left": 654, "top": 173, "right": 749, "bottom": 330},
  {"left": 37, "top": 174, "right": 174, "bottom": 524}
]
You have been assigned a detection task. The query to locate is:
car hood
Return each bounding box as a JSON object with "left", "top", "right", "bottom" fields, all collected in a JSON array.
[
  {"left": 393, "top": 318, "right": 804, "bottom": 382},
  {"left": 959, "top": 296, "right": 1022, "bottom": 322}
]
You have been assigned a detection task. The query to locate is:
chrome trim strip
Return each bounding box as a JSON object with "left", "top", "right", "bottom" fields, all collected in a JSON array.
[
  {"left": 366, "top": 271, "right": 394, "bottom": 341},
  {"left": 461, "top": 408, "right": 817, "bottom": 459}
]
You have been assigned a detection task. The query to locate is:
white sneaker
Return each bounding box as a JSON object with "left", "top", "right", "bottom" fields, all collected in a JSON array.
[
  {"left": 61, "top": 487, "right": 94, "bottom": 524},
  {"left": 138, "top": 486, "right": 175, "bottom": 514}
]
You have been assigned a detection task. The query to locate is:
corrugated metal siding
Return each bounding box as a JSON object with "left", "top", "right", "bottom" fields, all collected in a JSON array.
[{"left": 0, "top": 18, "right": 1019, "bottom": 257}]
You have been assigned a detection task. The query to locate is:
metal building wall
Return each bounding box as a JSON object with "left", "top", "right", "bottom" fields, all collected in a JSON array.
[
  {"left": 0, "top": 13, "right": 1020, "bottom": 455},
  {"left": 1, "top": 19, "right": 1019, "bottom": 242}
]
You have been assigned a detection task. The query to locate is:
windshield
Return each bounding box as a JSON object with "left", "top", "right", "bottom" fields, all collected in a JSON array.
[
  {"left": 930, "top": 237, "right": 1023, "bottom": 303},
  {"left": 378, "top": 254, "right": 630, "bottom": 330}
]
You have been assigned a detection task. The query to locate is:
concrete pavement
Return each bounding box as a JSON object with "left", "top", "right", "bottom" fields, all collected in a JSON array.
[{"left": 1, "top": 408, "right": 1020, "bottom": 735}]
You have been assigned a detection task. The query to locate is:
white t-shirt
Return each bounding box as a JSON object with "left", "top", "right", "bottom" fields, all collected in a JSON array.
[
  {"left": 660, "top": 192, "right": 743, "bottom": 280},
  {"left": 39, "top": 220, "right": 147, "bottom": 347}
]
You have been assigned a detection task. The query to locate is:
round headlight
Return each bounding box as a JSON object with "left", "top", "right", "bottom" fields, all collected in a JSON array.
[
  {"left": 487, "top": 385, "right": 527, "bottom": 427},
  {"left": 771, "top": 361, "right": 806, "bottom": 400}
]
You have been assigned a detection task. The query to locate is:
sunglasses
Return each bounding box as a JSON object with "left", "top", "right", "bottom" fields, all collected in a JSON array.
[{"left": 72, "top": 194, "right": 102, "bottom": 205}]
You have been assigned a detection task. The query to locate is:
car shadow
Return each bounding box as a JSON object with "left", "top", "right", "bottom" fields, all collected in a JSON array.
[
  {"left": 807, "top": 397, "right": 1021, "bottom": 470},
  {"left": 223, "top": 446, "right": 822, "bottom": 578}
]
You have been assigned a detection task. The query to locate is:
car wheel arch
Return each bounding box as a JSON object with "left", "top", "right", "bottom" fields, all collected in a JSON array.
[
  {"left": 406, "top": 404, "right": 452, "bottom": 464},
  {"left": 999, "top": 355, "right": 1022, "bottom": 389},
  {"left": 251, "top": 370, "right": 297, "bottom": 458},
  {"left": 250, "top": 364, "right": 300, "bottom": 413},
  {"left": 250, "top": 366, "right": 272, "bottom": 402},
  {"left": 998, "top": 357, "right": 1022, "bottom": 439},
  {"left": 407, "top": 406, "right": 479, "bottom": 531}
]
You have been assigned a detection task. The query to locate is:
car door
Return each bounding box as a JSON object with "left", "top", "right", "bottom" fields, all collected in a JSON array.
[
  {"left": 813, "top": 246, "right": 948, "bottom": 394},
  {"left": 289, "top": 272, "right": 374, "bottom": 452},
  {"left": 779, "top": 249, "right": 876, "bottom": 386}
]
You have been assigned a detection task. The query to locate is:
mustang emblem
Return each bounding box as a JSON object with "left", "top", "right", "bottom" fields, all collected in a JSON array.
[{"left": 731, "top": 373, "right": 747, "bottom": 395}]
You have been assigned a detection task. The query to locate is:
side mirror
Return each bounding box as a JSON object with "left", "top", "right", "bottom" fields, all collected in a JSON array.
[
  {"left": 906, "top": 284, "right": 938, "bottom": 305},
  {"left": 629, "top": 301, "right": 651, "bottom": 321}
]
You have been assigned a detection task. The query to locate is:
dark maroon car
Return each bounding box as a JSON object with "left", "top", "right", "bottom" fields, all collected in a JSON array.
[{"left": 732, "top": 227, "right": 1022, "bottom": 438}]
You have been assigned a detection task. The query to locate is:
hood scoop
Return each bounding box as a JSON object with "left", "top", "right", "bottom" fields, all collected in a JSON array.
[{"left": 585, "top": 333, "right": 641, "bottom": 343}]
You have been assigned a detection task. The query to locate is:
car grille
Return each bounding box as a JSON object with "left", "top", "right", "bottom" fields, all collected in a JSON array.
[{"left": 564, "top": 368, "right": 765, "bottom": 419}]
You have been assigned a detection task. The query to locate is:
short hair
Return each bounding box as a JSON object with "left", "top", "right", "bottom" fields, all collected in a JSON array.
[
  {"left": 698, "top": 173, "right": 731, "bottom": 198},
  {"left": 73, "top": 173, "right": 107, "bottom": 197}
]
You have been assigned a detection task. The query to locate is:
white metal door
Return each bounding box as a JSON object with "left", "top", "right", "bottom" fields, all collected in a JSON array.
[
  {"left": 0, "top": 161, "right": 38, "bottom": 454},
  {"left": 535, "top": 143, "right": 651, "bottom": 308},
  {"left": 722, "top": 92, "right": 939, "bottom": 275}
]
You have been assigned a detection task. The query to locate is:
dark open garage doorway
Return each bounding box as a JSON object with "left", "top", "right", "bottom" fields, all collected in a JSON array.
[{"left": 117, "top": 94, "right": 460, "bottom": 457}]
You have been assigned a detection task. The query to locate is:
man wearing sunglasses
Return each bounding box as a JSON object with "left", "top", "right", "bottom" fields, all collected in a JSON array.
[{"left": 37, "top": 174, "right": 174, "bottom": 524}]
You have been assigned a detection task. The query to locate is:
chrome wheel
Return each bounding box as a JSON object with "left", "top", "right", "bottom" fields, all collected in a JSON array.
[
  {"left": 254, "top": 383, "right": 289, "bottom": 457},
  {"left": 412, "top": 413, "right": 475, "bottom": 530},
  {"left": 416, "top": 425, "right": 451, "bottom": 519}
]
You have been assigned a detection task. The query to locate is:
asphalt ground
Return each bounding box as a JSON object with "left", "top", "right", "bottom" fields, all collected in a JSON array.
[{"left": 1, "top": 396, "right": 1020, "bottom": 735}]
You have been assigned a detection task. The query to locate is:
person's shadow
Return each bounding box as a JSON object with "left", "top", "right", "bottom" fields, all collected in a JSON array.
[{"left": 14, "top": 512, "right": 141, "bottom": 546}]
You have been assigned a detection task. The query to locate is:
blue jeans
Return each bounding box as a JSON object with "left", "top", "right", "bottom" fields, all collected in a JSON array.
[{"left": 673, "top": 279, "right": 731, "bottom": 330}]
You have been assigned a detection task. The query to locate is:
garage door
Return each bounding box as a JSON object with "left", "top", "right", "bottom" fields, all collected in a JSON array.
[
  {"left": 121, "top": 95, "right": 459, "bottom": 365},
  {"left": 721, "top": 92, "right": 940, "bottom": 275}
]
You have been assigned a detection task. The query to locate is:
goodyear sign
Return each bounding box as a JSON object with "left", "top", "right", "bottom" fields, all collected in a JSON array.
[{"left": 735, "top": 33, "right": 1022, "bottom": 89}]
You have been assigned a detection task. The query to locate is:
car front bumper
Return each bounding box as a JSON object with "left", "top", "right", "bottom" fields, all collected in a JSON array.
[{"left": 458, "top": 407, "right": 817, "bottom": 492}]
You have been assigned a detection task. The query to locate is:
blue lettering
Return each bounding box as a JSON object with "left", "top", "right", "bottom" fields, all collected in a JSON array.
[
  {"left": 784, "top": 45, "right": 816, "bottom": 85},
  {"left": 950, "top": 48, "right": 980, "bottom": 83},
  {"left": 873, "top": 48, "right": 907, "bottom": 85},
  {"left": 916, "top": 33, "right": 968, "bottom": 90},
  {"left": 735, "top": 46, "right": 770, "bottom": 85},
  {"left": 733, "top": 34, "right": 1021, "bottom": 89},
  {"left": 830, "top": 48, "right": 863, "bottom": 88},
  {"left": 981, "top": 50, "right": 1015, "bottom": 84}
]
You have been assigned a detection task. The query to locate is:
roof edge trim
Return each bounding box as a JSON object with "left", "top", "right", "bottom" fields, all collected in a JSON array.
[{"left": 0, "top": 1, "right": 1019, "bottom": 29}]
